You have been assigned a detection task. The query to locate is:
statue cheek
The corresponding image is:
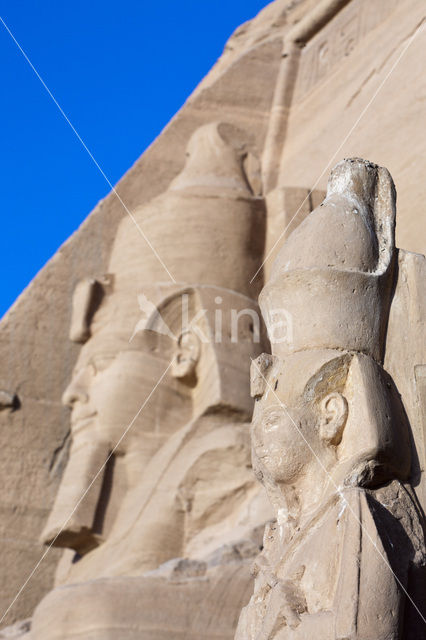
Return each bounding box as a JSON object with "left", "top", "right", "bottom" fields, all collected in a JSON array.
[
  {"left": 90, "top": 370, "right": 126, "bottom": 427},
  {"left": 263, "top": 418, "right": 291, "bottom": 450}
]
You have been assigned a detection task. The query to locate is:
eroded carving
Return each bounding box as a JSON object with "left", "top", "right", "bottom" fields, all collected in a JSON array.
[
  {"left": 236, "top": 158, "right": 426, "bottom": 640},
  {"left": 31, "top": 123, "right": 272, "bottom": 639}
]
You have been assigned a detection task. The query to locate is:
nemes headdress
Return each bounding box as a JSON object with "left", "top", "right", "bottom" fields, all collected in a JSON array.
[{"left": 68, "top": 122, "right": 268, "bottom": 415}]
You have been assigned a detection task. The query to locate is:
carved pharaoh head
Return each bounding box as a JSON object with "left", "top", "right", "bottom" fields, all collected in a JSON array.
[
  {"left": 250, "top": 349, "right": 410, "bottom": 491},
  {"left": 41, "top": 122, "right": 267, "bottom": 552},
  {"left": 62, "top": 121, "right": 267, "bottom": 441},
  {"left": 250, "top": 159, "right": 408, "bottom": 500}
]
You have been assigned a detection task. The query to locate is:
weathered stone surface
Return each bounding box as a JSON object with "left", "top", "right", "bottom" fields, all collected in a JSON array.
[
  {"left": 26, "top": 122, "right": 272, "bottom": 638},
  {"left": 0, "top": 619, "right": 30, "bottom": 639},
  {"left": 236, "top": 159, "right": 426, "bottom": 639},
  {"left": 0, "top": 7, "right": 285, "bottom": 625},
  {"left": 0, "top": 0, "right": 425, "bottom": 632},
  {"left": 277, "top": 0, "right": 426, "bottom": 256}
]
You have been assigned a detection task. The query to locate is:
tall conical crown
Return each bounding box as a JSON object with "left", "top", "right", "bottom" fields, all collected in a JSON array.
[
  {"left": 260, "top": 158, "right": 396, "bottom": 362},
  {"left": 109, "top": 122, "right": 265, "bottom": 301},
  {"left": 73, "top": 122, "right": 266, "bottom": 347}
]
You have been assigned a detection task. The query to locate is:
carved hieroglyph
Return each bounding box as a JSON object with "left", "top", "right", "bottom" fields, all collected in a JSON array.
[
  {"left": 28, "top": 123, "right": 273, "bottom": 639},
  {"left": 236, "top": 158, "right": 426, "bottom": 639}
]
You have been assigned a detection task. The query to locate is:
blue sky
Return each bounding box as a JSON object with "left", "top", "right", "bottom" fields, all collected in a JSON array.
[{"left": 0, "top": 0, "right": 268, "bottom": 317}]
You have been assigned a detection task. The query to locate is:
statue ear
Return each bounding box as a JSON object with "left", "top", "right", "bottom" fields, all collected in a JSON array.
[
  {"left": 319, "top": 392, "right": 348, "bottom": 445},
  {"left": 172, "top": 330, "right": 200, "bottom": 379}
]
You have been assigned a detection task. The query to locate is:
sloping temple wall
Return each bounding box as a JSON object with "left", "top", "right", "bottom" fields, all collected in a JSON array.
[{"left": 0, "top": 0, "right": 425, "bottom": 626}]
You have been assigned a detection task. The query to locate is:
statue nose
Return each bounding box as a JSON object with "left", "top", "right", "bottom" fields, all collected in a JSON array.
[{"left": 62, "top": 369, "right": 90, "bottom": 406}]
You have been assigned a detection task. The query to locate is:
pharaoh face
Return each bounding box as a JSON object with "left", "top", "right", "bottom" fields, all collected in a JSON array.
[
  {"left": 251, "top": 362, "right": 316, "bottom": 485},
  {"left": 250, "top": 350, "right": 348, "bottom": 486},
  {"left": 42, "top": 287, "right": 209, "bottom": 551},
  {"left": 62, "top": 292, "right": 194, "bottom": 454}
]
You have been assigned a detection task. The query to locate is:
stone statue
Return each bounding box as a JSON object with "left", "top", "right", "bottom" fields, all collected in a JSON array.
[
  {"left": 235, "top": 158, "right": 426, "bottom": 640},
  {"left": 30, "top": 123, "right": 272, "bottom": 638}
]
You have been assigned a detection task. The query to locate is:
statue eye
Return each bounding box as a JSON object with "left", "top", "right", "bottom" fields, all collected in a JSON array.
[
  {"left": 263, "top": 414, "right": 281, "bottom": 433},
  {"left": 72, "top": 361, "right": 96, "bottom": 378},
  {"left": 90, "top": 355, "right": 115, "bottom": 374}
]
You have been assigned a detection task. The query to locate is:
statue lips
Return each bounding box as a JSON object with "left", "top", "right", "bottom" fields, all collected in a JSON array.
[{"left": 70, "top": 409, "right": 97, "bottom": 429}]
